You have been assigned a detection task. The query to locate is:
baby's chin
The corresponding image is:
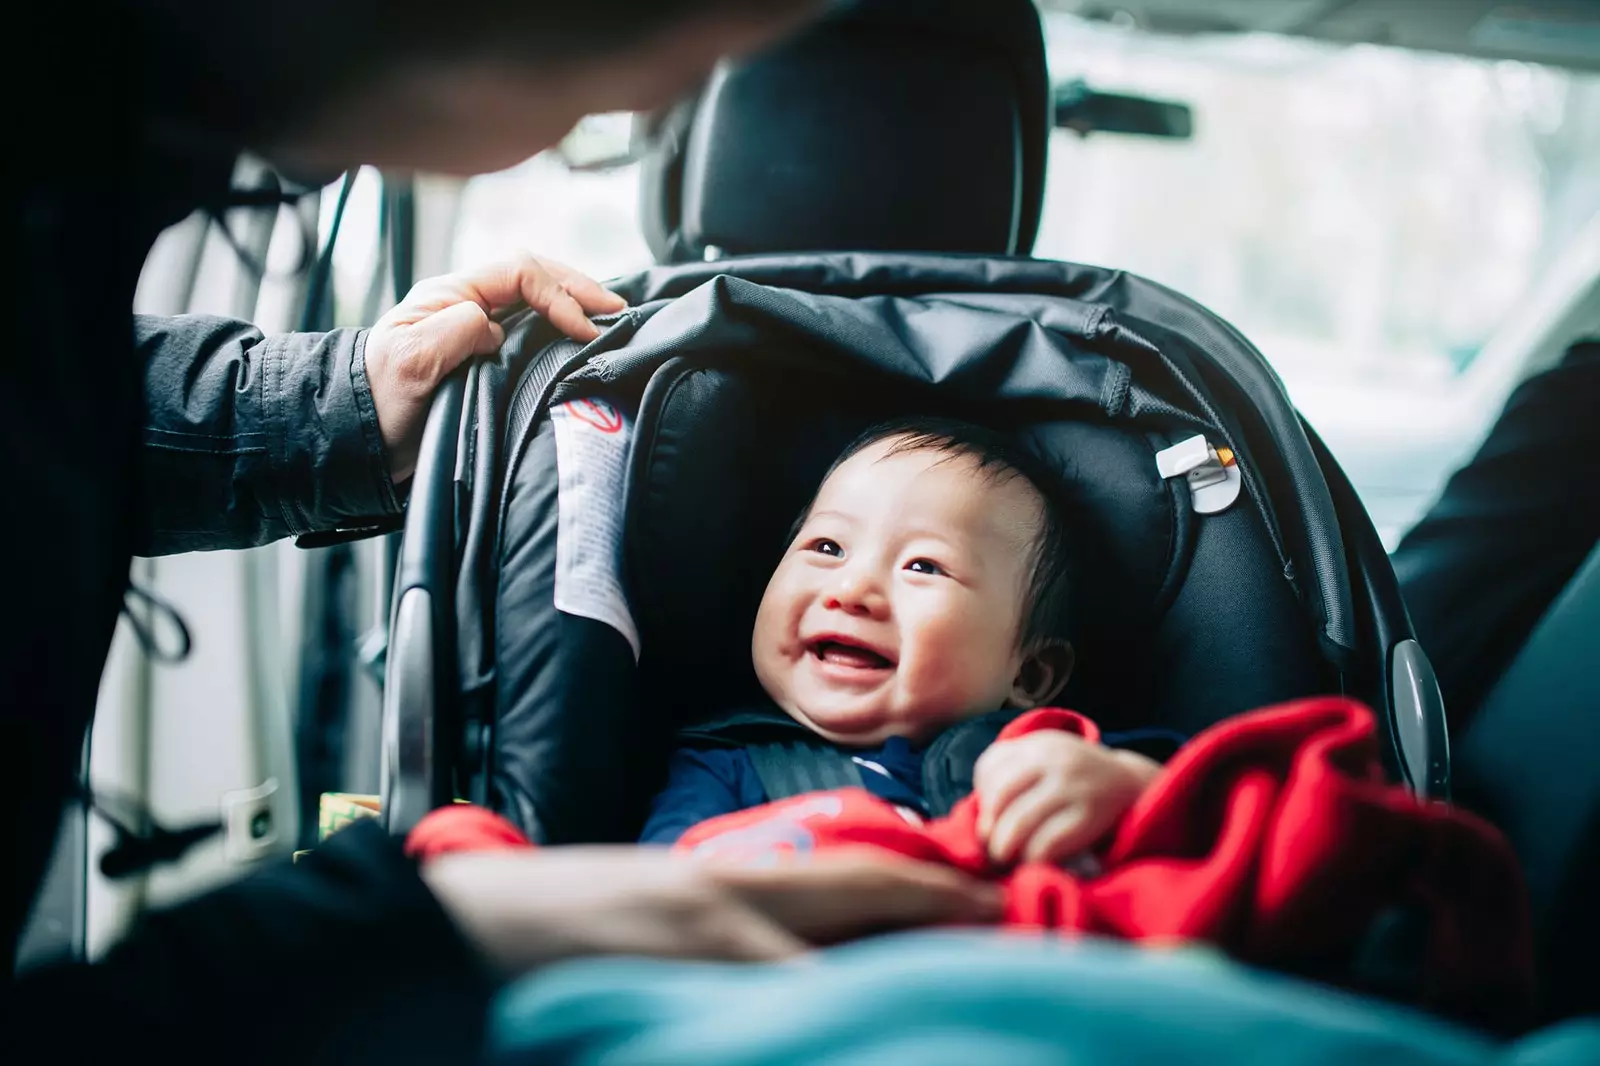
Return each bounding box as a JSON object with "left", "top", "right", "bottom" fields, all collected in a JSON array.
[{"left": 779, "top": 697, "right": 935, "bottom": 748}]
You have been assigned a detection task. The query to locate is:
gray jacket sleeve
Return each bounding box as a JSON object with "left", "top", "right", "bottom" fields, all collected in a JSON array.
[{"left": 135, "top": 314, "right": 402, "bottom": 555}]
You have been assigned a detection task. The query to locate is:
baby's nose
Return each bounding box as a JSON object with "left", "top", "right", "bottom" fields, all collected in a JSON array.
[{"left": 823, "top": 572, "right": 888, "bottom": 617}]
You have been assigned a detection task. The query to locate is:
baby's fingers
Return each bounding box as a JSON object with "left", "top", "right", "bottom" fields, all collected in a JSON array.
[
  {"left": 987, "top": 784, "right": 1073, "bottom": 867},
  {"left": 973, "top": 752, "right": 1041, "bottom": 839},
  {"left": 1022, "top": 806, "right": 1096, "bottom": 865}
]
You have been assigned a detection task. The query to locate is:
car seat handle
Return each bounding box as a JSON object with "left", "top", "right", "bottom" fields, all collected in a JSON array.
[{"left": 381, "top": 368, "right": 468, "bottom": 835}]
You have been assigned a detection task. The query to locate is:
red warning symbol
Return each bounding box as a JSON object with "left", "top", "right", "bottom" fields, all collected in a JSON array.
[{"left": 568, "top": 398, "right": 623, "bottom": 434}]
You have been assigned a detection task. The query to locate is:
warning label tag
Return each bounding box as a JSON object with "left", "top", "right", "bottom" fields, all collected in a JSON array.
[{"left": 550, "top": 398, "right": 640, "bottom": 660}]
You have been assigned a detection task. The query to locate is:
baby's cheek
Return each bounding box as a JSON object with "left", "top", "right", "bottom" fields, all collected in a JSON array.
[
  {"left": 958, "top": 623, "right": 1024, "bottom": 692},
  {"left": 752, "top": 636, "right": 797, "bottom": 706},
  {"left": 914, "top": 633, "right": 1005, "bottom": 714}
]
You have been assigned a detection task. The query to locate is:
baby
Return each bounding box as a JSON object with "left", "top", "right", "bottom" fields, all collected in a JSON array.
[{"left": 640, "top": 416, "right": 1182, "bottom": 867}]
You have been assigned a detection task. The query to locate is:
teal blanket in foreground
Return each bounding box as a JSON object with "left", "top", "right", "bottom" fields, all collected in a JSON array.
[{"left": 490, "top": 932, "right": 1598, "bottom": 1066}]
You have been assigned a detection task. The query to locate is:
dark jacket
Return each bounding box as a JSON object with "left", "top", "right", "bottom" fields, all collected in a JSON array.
[
  {"left": 3, "top": 13, "right": 489, "bottom": 1060},
  {"left": 1392, "top": 339, "right": 1600, "bottom": 732}
]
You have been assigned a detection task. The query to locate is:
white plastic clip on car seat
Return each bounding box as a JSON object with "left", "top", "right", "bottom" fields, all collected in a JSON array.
[
  {"left": 1155, "top": 434, "right": 1243, "bottom": 515},
  {"left": 221, "top": 778, "right": 280, "bottom": 864}
]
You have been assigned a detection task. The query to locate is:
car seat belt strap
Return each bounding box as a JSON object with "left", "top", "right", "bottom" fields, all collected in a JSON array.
[{"left": 748, "top": 742, "right": 866, "bottom": 802}]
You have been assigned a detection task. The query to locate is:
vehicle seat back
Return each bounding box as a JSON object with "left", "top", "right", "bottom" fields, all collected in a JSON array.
[{"left": 1454, "top": 540, "right": 1600, "bottom": 1023}]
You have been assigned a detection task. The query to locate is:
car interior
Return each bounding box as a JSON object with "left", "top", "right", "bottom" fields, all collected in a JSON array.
[{"left": 15, "top": 0, "right": 1600, "bottom": 1057}]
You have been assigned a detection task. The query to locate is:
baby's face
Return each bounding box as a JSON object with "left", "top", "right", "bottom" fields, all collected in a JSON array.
[{"left": 752, "top": 437, "right": 1046, "bottom": 746}]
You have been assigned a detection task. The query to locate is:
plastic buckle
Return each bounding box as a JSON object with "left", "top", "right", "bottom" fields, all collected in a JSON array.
[{"left": 1155, "top": 434, "right": 1243, "bottom": 515}]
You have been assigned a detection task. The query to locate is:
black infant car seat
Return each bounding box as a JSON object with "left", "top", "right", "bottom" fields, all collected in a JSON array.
[
  {"left": 376, "top": 0, "right": 1448, "bottom": 846},
  {"left": 381, "top": 253, "right": 1447, "bottom": 842}
]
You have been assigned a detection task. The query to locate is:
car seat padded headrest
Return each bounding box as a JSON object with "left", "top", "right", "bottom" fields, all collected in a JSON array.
[{"left": 639, "top": 0, "right": 1051, "bottom": 262}]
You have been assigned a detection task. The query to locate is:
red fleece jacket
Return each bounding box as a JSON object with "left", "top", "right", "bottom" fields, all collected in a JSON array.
[{"left": 406, "top": 697, "right": 1533, "bottom": 1027}]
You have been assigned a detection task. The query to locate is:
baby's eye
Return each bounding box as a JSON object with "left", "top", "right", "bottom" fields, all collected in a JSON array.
[
  {"left": 806, "top": 538, "right": 843, "bottom": 557},
  {"left": 906, "top": 558, "right": 946, "bottom": 576}
]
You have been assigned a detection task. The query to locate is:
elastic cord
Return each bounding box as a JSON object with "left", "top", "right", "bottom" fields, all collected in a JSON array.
[{"left": 122, "top": 581, "right": 193, "bottom": 663}]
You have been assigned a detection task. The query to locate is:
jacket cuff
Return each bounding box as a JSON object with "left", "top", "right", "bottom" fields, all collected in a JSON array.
[
  {"left": 266, "top": 326, "right": 401, "bottom": 534},
  {"left": 349, "top": 327, "right": 403, "bottom": 512}
]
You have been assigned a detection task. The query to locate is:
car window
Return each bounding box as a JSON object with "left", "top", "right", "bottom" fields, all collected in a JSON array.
[
  {"left": 1035, "top": 15, "right": 1600, "bottom": 545},
  {"left": 451, "top": 153, "right": 653, "bottom": 282}
]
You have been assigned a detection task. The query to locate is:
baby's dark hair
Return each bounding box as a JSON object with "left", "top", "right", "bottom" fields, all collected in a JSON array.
[{"left": 799, "top": 415, "right": 1075, "bottom": 652}]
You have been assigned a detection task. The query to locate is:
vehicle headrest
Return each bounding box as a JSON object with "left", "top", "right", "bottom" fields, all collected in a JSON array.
[{"left": 637, "top": 0, "right": 1051, "bottom": 263}]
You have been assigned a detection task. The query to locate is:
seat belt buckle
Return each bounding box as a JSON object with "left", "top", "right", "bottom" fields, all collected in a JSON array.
[{"left": 1156, "top": 434, "right": 1243, "bottom": 514}]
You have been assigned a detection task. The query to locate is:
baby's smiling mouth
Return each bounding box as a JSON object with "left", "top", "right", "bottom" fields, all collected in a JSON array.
[{"left": 807, "top": 637, "right": 895, "bottom": 670}]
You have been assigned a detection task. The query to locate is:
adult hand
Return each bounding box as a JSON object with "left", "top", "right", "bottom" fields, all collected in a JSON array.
[
  {"left": 421, "top": 846, "right": 1001, "bottom": 976},
  {"left": 364, "top": 253, "right": 626, "bottom": 482}
]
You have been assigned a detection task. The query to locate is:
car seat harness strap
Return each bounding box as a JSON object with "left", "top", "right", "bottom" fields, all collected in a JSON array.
[{"left": 748, "top": 742, "right": 865, "bottom": 801}]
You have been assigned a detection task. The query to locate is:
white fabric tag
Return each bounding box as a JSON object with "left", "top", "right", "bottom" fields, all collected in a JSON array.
[{"left": 550, "top": 397, "right": 640, "bottom": 660}]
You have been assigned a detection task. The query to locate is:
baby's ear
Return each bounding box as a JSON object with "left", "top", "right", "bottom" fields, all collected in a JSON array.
[{"left": 1008, "top": 640, "right": 1074, "bottom": 708}]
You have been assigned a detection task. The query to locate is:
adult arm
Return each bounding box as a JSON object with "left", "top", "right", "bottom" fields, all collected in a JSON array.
[
  {"left": 135, "top": 316, "right": 399, "bottom": 554},
  {"left": 135, "top": 254, "right": 627, "bottom": 556},
  {"left": 7, "top": 820, "right": 495, "bottom": 1065},
  {"left": 8, "top": 817, "right": 1002, "bottom": 1064},
  {"left": 1391, "top": 339, "right": 1600, "bottom": 731}
]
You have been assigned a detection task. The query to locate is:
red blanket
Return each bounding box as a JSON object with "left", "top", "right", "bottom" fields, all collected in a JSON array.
[{"left": 406, "top": 697, "right": 1533, "bottom": 1026}]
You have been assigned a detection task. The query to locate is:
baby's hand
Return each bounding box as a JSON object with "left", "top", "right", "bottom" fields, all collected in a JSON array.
[{"left": 973, "top": 731, "right": 1160, "bottom": 866}]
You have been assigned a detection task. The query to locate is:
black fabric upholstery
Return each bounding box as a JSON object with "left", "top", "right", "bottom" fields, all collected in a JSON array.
[
  {"left": 1151, "top": 503, "right": 1327, "bottom": 737},
  {"left": 492, "top": 420, "right": 648, "bottom": 844},
  {"left": 639, "top": 0, "right": 1050, "bottom": 262}
]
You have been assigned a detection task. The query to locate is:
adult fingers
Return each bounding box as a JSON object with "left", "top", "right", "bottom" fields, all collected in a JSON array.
[
  {"left": 539, "top": 285, "right": 604, "bottom": 343},
  {"left": 502, "top": 254, "right": 623, "bottom": 341},
  {"left": 540, "top": 257, "right": 628, "bottom": 315},
  {"left": 685, "top": 897, "right": 810, "bottom": 962},
  {"left": 424, "top": 254, "right": 624, "bottom": 330}
]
